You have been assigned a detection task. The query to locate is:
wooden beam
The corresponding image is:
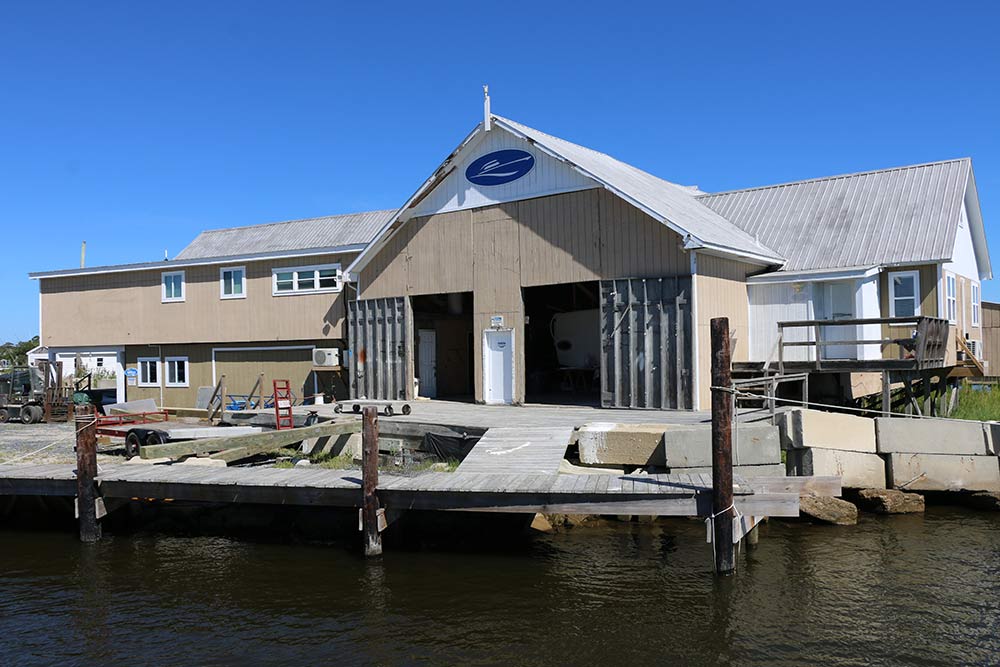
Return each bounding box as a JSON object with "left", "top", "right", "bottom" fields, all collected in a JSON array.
[
  {"left": 75, "top": 404, "right": 101, "bottom": 542},
  {"left": 710, "top": 317, "right": 736, "bottom": 575},
  {"left": 139, "top": 419, "right": 361, "bottom": 460}
]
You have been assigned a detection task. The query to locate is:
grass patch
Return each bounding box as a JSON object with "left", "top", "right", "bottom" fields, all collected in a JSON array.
[{"left": 948, "top": 385, "right": 1000, "bottom": 422}]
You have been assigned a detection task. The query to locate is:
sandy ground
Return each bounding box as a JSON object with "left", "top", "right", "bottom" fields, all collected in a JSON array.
[{"left": 0, "top": 423, "right": 124, "bottom": 465}]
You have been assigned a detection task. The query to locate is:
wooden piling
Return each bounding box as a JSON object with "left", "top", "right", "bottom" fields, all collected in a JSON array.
[
  {"left": 362, "top": 406, "right": 382, "bottom": 557},
  {"left": 710, "top": 317, "right": 735, "bottom": 574},
  {"left": 75, "top": 404, "right": 101, "bottom": 543}
]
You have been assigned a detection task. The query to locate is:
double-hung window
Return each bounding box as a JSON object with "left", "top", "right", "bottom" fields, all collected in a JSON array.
[
  {"left": 220, "top": 266, "right": 246, "bottom": 299},
  {"left": 137, "top": 358, "right": 159, "bottom": 387},
  {"left": 164, "top": 357, "right": 189, "bottom": 387},
  {"left": 945, "top": 274, "right": 957, "bottom": 323},
  {"left": 272, "top": 264, "right": 342, "bottom": 296},
  {"left": 162, "top": 271, "right": 185, "bottom": 303},
  {"left": 972, "top": 283, "right": 981, "bottom": 327},
  {"left": 889, "top": 271, "right": 920, "bottom": 318}
]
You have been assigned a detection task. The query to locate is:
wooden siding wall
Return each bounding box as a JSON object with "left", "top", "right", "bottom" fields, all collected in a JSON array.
[
  {"left": 695, "top": 254, "right": 755, "bottom": 409},
  {"left": 123, "top": 341, "right": 328, "bottom": 408},
  {"left": 357, "top": 189, "right": 695, "bottom": 403},
  {"left": 40, "top": 252, "right": 356, "bottom": 347},
  {"left": 878, "top": 264, "right": 939, "bottom": 359},
  {"left": 981, "top": 302, "right": 1000, "bottom": 375}
]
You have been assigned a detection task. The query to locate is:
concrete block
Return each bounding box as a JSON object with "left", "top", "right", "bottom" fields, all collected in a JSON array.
[
  {"left": 106, "top": 398, "right": 159, "bottom": 414},
  {"left": 983, "top": 422, "right": 1000, "bottom": 456},
  {"left": 786, "top": 447, "right": 886, "bottom": 489},
  {"left": 875, "top": 418, "right": 989, "bottom": 456},
  {"left": 577, "top": 422, "right": 780, "bottom": 467},
  {"left": 778, "top": 409, "right": 877, "bottom": 453},
  {"left": 668, "top": 463, "right": 786, "bottom": 478},
  {"left": 179, "top": 457, "right": 227, "bottom": 467},
  {"left": 886, "top": 453, "right": 1000, "bottom": 492}
]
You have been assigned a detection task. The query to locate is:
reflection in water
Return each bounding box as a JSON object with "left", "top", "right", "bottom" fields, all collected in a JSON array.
[{"left": 1, "top": 508, "right": 999, "bottom": 666}]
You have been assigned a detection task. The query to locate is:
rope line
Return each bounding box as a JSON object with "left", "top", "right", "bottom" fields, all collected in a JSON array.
[
  {"left": 728, "top": 386, "right": 981, "bottom": 424},
  {"left": 0, "top": 418, "right": 98, "bottom": 464}
]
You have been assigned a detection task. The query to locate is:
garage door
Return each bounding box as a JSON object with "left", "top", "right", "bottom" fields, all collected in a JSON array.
[{"left": 214, "top": 347, "right": 315, "bottom": 402}]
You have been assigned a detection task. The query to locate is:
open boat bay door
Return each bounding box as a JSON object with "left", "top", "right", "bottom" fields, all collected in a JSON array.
[
  {"left": 600, "top": 277, "right": 693, "bottom": 409},
  {"left": 349, "top": 297, "right": 411, "bottom": 400}
]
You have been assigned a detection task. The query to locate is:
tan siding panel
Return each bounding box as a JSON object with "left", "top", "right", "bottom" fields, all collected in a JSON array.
[
  {"left": 41, "top": 252, "right": 356, "bottom": 347},
  {"left": 695, "top": 254, "right": 754, "bottom": 408},
  {"left": 878, "top": 264, "right": 939, "bottom": 358}
]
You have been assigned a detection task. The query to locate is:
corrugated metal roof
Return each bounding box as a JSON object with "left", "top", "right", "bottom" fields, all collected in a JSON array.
[
  {"left": 698, "top": 159, "right": 971, "bottom": 272},
  {"left": 175, "top": 209, "right": 396, "bottom": 260},
  {"left": 492, "top": 116, "right": 785, "bottom": 264}
]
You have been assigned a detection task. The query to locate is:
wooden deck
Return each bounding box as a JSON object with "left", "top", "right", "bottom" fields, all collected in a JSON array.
[
  {"left": 0, "top": 463, "right": 838, "bottom": 518},
  {"left": 454, "top": 427, "right": 573, "bottom": 475}
]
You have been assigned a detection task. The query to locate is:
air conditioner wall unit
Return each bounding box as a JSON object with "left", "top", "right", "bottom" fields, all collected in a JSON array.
[{"left": 313, "top": 348, "right": 341, "bottom": 368}]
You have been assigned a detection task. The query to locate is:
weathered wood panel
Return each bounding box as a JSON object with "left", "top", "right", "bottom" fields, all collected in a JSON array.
[
  {"left": 981, "top": 301, "right": 1000, "bottom": 375},
  {"left": 601, "top": 277, "right": 693, "bottom": 409},
  {"left": 518, "top": 189, "right": 603, "bottom": 285},
  {"left": 878, "top": 264, "right": 939, "bottom": 360},
  {"left": 40, "top": 251, "right": 357, "bottom": 347}
]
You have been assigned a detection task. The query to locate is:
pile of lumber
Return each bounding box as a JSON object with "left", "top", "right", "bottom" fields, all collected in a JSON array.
[{"left": 138, "top": 419, "right": 361, "bottom": 463}]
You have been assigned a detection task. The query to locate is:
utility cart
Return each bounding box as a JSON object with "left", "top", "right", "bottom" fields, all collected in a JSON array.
[{"left": 334, "top": 399, "right": 412, "bottom": 417}]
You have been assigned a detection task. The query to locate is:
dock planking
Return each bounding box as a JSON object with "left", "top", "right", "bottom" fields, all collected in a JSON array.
[
  {"left": 0, "top": 463, "right": 828, "bottom": 517},
  {"left": 455, "top": 427, "right": 573, "bottom": 475}
]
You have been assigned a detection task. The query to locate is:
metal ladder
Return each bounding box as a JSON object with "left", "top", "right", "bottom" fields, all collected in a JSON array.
[{"left": 272, "top": 380, "right": 294, "bottom": 430}]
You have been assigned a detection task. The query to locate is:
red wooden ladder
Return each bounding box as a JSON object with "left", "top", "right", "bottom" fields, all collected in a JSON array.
[{"left": 272, "top": 379, "right": 294, "bottom": 430}]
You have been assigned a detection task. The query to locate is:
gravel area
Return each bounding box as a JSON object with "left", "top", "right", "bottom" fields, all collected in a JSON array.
[{"left": 0, "top": 423, "right": 124, "bottom": 465}]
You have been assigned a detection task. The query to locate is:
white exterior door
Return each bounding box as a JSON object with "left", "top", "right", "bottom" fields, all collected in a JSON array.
[
  {"left": 417, "top": 329, "right": 437, "bottom": 398},
  {"left": 483, "top": 329, "right": 514, "bottom": 404},
  {"left": 819, "top": 282, "right": 857, "bottom": 360}
]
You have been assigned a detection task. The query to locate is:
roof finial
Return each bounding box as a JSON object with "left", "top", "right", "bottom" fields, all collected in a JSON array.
[{"left": 483, "top": 85, "right": 491, "bottom": 131}]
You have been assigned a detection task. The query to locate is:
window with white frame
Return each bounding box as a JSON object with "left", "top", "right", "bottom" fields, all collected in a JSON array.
[
  {"left": 162, "top": 271, "right": 185, "bottom": 303},
  {"left": 220, "top": 266, "right": 246, "bottom": 299},
  {"left": 945, "top": 274, "right": 957, "bottom": 323},
  {"left": 272, "top": 264, "right": 342, "bottom": 296},
  {"left": 889, "top": 271, "right": 920, "bottom": 318},
  {"left": 137, "top": 358, "right": 159, "bottom": 386},
  {"left": 973, "top": 283, "right": 981, "bottom": 327},
  {"left": 164, "top": 357, "right": 189, "bottom": 387}
]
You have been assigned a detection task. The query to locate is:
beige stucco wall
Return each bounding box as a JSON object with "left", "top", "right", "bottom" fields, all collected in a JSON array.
[{"left": 40, "top": 251, "right": 358, "bottom": 347}]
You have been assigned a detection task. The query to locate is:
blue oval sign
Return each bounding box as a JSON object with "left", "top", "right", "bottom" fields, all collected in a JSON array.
[{"left": 465, "top": 149, "right": 535, "bottom": 186}]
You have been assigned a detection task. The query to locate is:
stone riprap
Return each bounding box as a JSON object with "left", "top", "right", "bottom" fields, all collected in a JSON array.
[
  {"left": 855, "top": 488, "right": 925, "bottom": 514},
  {"left": 778, "top": 409, "right": 877, "bottom": 453},
  {"left": 799, "top": 495, "right": 858, "bottom": 525}
]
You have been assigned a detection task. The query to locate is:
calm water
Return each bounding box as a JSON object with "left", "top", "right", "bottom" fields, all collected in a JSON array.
[{"left": 1, "top": 508, "right": 999, "bottom": 666}]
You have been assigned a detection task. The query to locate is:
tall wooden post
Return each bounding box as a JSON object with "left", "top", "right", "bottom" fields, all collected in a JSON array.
[
  {"left": 75, "top": 404, "right": 101, "bottom": 543},
  {"left": 362, "top": 406, "right": 382, "bottom": 557},
  {"left": 710, "top": 317, "right": 735, "bottom": 574}
]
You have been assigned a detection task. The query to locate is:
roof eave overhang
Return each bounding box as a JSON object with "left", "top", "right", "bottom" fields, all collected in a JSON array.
[
  {"left": 29, "top": 243, "right": 369, "bottom": 280},
  {"left": 963, "top": 164, "right": 993, "bottom": 280},
  {"left": 747, "top": 265, "right": 880, "bottom": 284}
]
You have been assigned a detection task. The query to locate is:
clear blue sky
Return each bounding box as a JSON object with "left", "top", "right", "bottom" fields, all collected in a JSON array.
[{"left": 3, "top": 1, "right": 999, "bottom": 342}]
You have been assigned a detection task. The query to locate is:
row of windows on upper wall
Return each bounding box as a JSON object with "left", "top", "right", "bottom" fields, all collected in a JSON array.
[
  {"left": 136, "top": 357, "right": 188, "bottom": 387},
  {"left": 160, "top": 264, "right": 343, "bottom": 303},
  {"left": 889, "top": 269, "right": 981, "bottom": 326}
]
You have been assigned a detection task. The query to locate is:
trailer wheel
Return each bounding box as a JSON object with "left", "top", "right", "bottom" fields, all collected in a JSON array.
[
  {"left": 401, "top": 404, "right": 411, "bottom": 416},
  {"left": 125, "top": 432, "right": 142, "bottom": 459},
  {"left": 20, "top": 405, "right": 41, "bottom": 425},
  {"left": 352, "top": 404, "right": 361, "bottom": 414},
  {"left": 383, "top": 405, "right": 394, "bottom": 417},
  {"left": 0, "top": 408, "right": 10, "bottom": 424},
  {"left": 145, "top": 431, "right": 166, "bottom": 447},
  {"left": 333, "top": 404, "right": 343, "bottom": 414}
]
